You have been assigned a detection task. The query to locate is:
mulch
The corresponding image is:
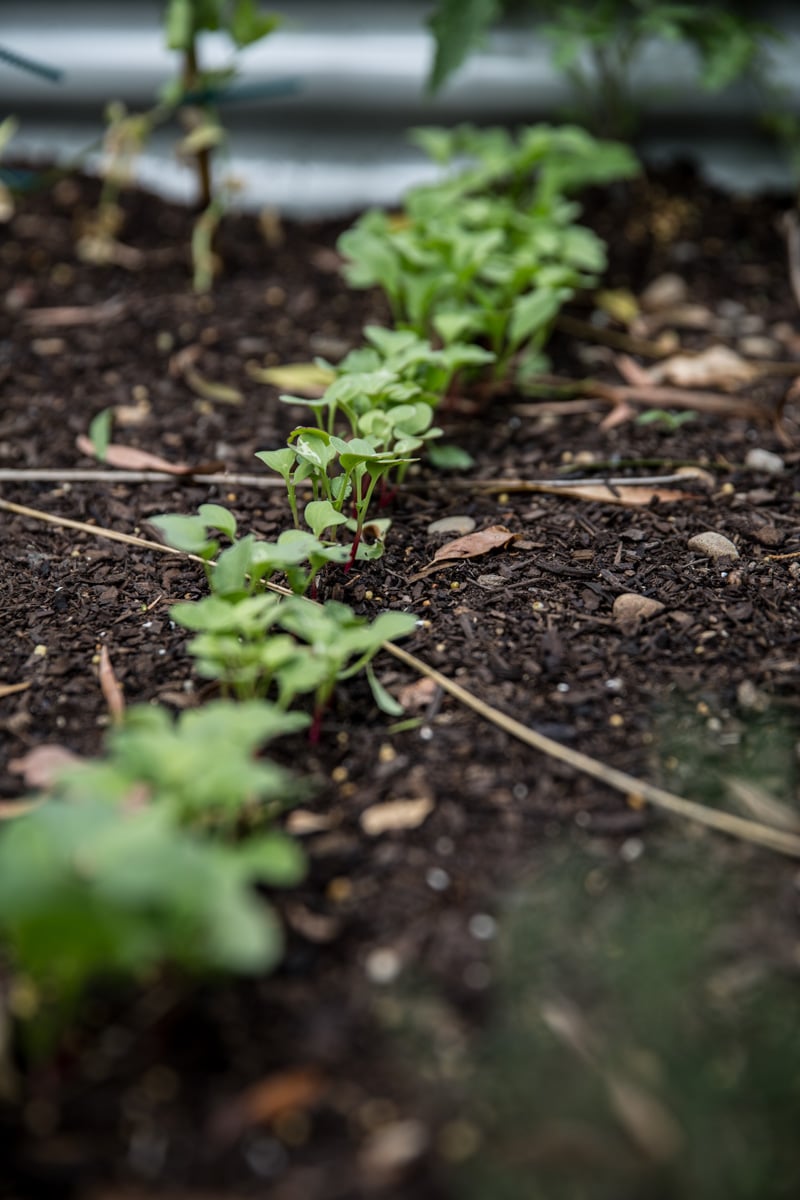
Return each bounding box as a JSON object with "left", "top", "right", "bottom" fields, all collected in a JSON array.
[{"left": 1, "top": 163, "right": 799, "bottom": 1199}]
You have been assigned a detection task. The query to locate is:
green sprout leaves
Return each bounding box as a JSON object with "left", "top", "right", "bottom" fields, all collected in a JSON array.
[
  {"left": 339, "top": 124, "right": 637, "bottom": 380},
  {"left": 0, "top": 699, "right": 308, "bottom": 1040}
]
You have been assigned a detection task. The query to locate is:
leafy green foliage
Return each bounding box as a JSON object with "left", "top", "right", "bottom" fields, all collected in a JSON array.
[
  {"left": 57, "top": 701, "right": 310, "bottom": 828},
  {"left": 427, "top": 0, "right": 501, "bottom": 92},
  {"left": 339, "top": 124, "right": 637, "bottom": 379},
  {"left": 426, "top": 1, "right": 780, "bottom": 139},
  {"left": 0, "top": 700, "right": 307, "bottom": 1042}
]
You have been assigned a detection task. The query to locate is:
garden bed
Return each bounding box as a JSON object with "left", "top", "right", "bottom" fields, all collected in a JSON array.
[{"left": 1, "top": 164, "right": 800, "bottom": 1199}]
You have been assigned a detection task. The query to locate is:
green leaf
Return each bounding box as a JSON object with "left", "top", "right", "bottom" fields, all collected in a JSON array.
[
  {"left": 366, "top": 662, "right": 405, "bottom": 717},
  {"left": 197, "top": 503, "right": 237, "bottom": 540},
  {"left": 164, "top": 0, "right": 194, "bottom": 50},
  {"left": 88, "top": 408, "right": 112, "bottom": 462},
  {"left": 149, "top": 513, "right": 217, "bottom": 557},
  {"left": 230, "top": 0, "right": 281, "bottom": 48},
  {"left": 235, "top": 833, "right": 306, "bottom": 887},
  {"left": 508, "top": 287, "right": 567, "bottom": 351},
  {"left": 427, "top": 0, "right": 501, "bottom": 92},
  {"left": 303, "top": 499, "right": 349, "bottom": 540},
  {"left": 368, "top": 611, "right": 418, "bottom": 644},
  {"left": 256, "top": 446, "right": 296, "bottom": 481},
  {"left": 427, "top": 442, "right": 475, "bottom": 470}
]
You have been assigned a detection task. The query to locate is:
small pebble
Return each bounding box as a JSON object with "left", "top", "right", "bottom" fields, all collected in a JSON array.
[
  {"left": 365, "top": 948, "right": 402, "bottom": 984},
  {"left": 427, "top": 515, "right": 476, "bottom": 536},
  {"left": 640, "top": 273, "right": 687, "bottom": 311},
  {"left": 737, "top": 335, "right": 779, "bottom": 359},
  {"left": 612, "top": 593, "right": 665, "bottom": 625},
  {"left": 738, "top": 313, "right": 765, "bottom": 334},
  {"left": 688, "top": 532, "right": 739, "bottom": 561},
  {"left": 744, "top": 448, "right": 784, "bottom": 476}
]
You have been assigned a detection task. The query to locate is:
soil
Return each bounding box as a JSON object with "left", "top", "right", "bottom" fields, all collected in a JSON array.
[{"left": 1, "top": 163, "right": 800, "bottom": 1199}]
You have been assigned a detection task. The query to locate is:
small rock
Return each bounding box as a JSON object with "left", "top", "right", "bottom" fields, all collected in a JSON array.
[
  {"left": 753, "top": 524, "right": 783, "bottom": 547},
  {"left": 427, "top": 515, "right": 476, "bottom": 536},
  {"left": 688, "top": 532, "right": 739, "bottom": 561},
  {"left": 717, "top": 299, "right": 747, "bottom": 320},
  {"left": 640, "top": 273, "right": 688, "bottom": 312},
  {"left": 359, "top": 1119, "right": 428, "bottom": 1182},
  {"left": 738, "top": 313, "right": 765, "bottom": 335},
  {"left": 737, "top": 335, "right": 779, "bottom": 359},
  {"left": 612, "top": 593, "right": 665, "bottom": 628},
  {"left": 744, "top": 447, "right": 784, "bottom": 476}
]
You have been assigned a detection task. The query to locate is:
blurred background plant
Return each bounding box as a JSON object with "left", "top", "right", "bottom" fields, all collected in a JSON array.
[
  {"left": 428, "top": 1, "right": 783, "bottom": 141},
  {"left": 388, "top": 836, "right": 800, "bottom": 1200}
]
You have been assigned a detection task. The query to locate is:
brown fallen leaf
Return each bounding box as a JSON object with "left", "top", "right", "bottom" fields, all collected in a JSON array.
[
  {"left": 212, "top": 1066, "right": 326, "bottom": 1143},
  {"left": 246, "top": 361, "right": 334, "bottom": 396},
  {"left": 647, "top": 345, "right": 760, "bottom": 391},
  {"left": 9, "top": 744, "right": 81, "bottom": 790},
  {"left": 75, "top": 433, "right": 222, "bottom": 475},
  {"left": 183, "top": 366, "right": 243, "bottom": 405},
  {"left": 396, "top": 677, "right": 439, "bottom": 711},
  {"left": 360, "top": 796, "right": 435, "bottom": 836},
  {"left": 23, "top": 298, "right": 127, "bottom": 328},
  {"left": 538, "top": 483, "right": 695, "bottom": 507},
  {"left": 433, "top": 524, "right": 518, "bottom": 563},
  {"left": 99, "top": 645, "right": 125, "bottom": 725},
  {"left": 0, "top": 680, "right": 30, "bottom": 700}
]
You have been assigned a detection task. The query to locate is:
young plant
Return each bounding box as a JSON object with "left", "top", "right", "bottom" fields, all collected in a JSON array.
[
  {"left": 151, "top": 504, "right": 418, "bottom": 725},
  {"left": 0, "top": 699, "right": 307, "bottom": 1048},
  {"left": 81, "top": 0, "right": 280, "bottom": 285},
  {"left": 338, "top": 124, "right": 637, "bottom": 380}
]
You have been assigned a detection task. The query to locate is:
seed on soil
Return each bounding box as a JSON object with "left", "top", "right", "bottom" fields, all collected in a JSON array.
[{"left": 687, "top": 532, "right": 739, "bottom": 560}]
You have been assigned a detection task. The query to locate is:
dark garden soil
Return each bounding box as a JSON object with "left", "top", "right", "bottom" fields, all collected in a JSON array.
[{"left": 1, "top": 165, "right": 800, "bottom": 1199}]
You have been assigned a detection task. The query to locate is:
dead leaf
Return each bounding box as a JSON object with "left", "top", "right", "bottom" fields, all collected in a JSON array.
[
  {"left": 75, "top": 433, "right": 221, "bottom": 475},
  {"left": 427, "top": 514, "right": 476, "bottom": 536},
  {"left": 213, "top": 1066, "right": 326, "bottom": 1142},
  {"left": 360, "top": 797, "right": 435, "bottom": 836},
  {"left": 99, "top": 645, "right": 125, "bottom": 725},
  {"left": 183, "top": 367, "right": 243, "bottom": 405},
  {"left": 246, "top": 361, "right": 334, "bottom": 396},
  {"left": 541, "top": 483, "right": 695, "bottom": 507},
  {"left": 599, "top": 400, "right": 638, "bottom": 431},
  {"left": 614, "top": 354, "right": 656, "bottom": 388},
  {"left": 9, "top": 744, "right": 81, "bottom": 789},
  {"left": 595, "top": 288, "right": 639, "bottom": 326},
  {"left": 285, "top": 809, "right": 336, "bottom": 835},
  {"left": 433, "top": 525, "right": 518, "bottom": 564},
  {"left": 633, "top": 304, "right": 714, "bottom": 338},
  {"left": 0, "top": 681, "right": 30, "bottom": 700},
  {"left": 647, "top": 345, "right": 760, "bottom": 391},
  {"left": 24, "top": 298, "right": 127, "bottom": 328},
  {"left": 396, "top": 678, "right": 439, "bottom": 711}
]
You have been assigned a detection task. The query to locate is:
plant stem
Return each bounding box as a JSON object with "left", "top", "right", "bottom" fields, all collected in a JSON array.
[{"left": 182, "top": 40, "right": 212, "bottom": 208}]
